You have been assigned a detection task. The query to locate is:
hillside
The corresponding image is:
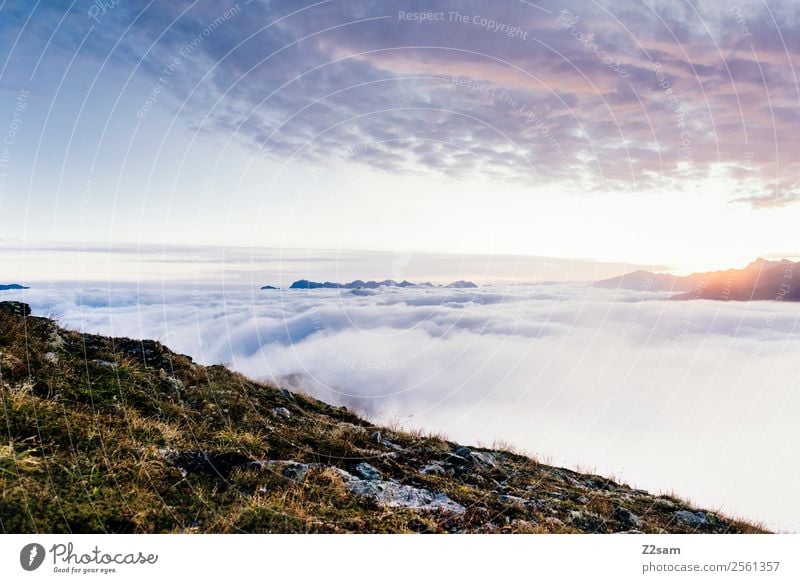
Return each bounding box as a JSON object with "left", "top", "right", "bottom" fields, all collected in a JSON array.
[{"left": 0, "top": 301, "right": 765, "bottom": 533}]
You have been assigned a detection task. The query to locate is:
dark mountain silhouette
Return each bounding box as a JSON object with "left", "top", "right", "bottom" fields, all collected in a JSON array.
[
  {"left": 596, "top": 259, "right": 798, "bottom": 301},
  {"left": 446, "top": 280, "right": 479, "bottom": 289},
  {"left": 0, "top": 283, "right": 29, "bottom": 291},
  {"left": 286, "top": 279, "right": 478, "bottom": 290}
]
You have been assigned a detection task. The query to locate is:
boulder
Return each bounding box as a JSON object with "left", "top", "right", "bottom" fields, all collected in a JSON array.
[
  {"left": 330, "top": 467, "right": 465, "bottom": 514},
  {"left": 354, "top": 462, "right": 383, "bottom": 481},
  {"left": 614, "top": 506, "right": 642, "bottom": 528}
]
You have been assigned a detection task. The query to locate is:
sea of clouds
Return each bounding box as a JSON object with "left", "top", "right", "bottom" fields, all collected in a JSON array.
[{"left": 4, "top": 282, "right": 799, "bottom": 532}]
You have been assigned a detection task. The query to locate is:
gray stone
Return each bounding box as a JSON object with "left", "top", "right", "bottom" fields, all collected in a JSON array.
[
  {"left": 420, "top": 463, "right": 446, "bottom": 476},
  {"left": 330, "top": 467, "right": 464, "bottom": 514},
  {"left": 444, "top": 453, "right": 470, "bottom": 466},
  {"left": 469, "top": 451, "right": 498, "bottom": 469},
  {"left": 370, "top": 431, "right": 382, "bottom": 443},
  {"left": 674, "top": 510, "right": 707, "bottom": 527},
  {"left": 43, "top": 352, "right": 59, "bottom": 364},
  {"left": 382, "top": 439, "right": 403, "bottom": 451},
  {"left": 345, "top": 479, "right": 466, "bottom": 515},
  {"left": 614, "top": 506, "right": 642, "bottom": 528},
  {"left": 354, "top": 462, "right": 383, "bottom": 481},
  {"left": 272, "top": 407, "right": 291, "bottom": 419},
  {"left": 281, "top": 461, "right": 309, "bottom": 482}
]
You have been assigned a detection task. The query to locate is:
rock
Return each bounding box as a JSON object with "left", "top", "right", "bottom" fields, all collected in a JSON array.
[
  {"left": 345, "top": 479, "right": 465, "bottom": 515},
  {"left": 443, "top": 453, "right": 470, "bottom": 467},
  {"left": 614, "top": 506, "right": 642, "bottom": 528},
  {"left": 329, "top": 466, "right": 465, "bottom": 514},
  {"left": 574, "top": 495, "right": 590, "bottom": 505},
  {"left": 354, "top": 462, "right": 383, "bottom": 481},
  {"left": 469, "top": 451, "right": 498, "bottom": 469},
  {"left": 369, "top": 431, "right": 402, "bottom": 450},
  {"left": 0, "top": 301, "right": 31, "bottom": 317},
  {"left": 48, "top": 331, "right": 67, "bottom": 351},
  {"left": 280, "top": 389, "right": 295, "bottom": 402},
  {"left": 272, "top": 407, "right": 291, "bottom": 419},
  {"left": 382, "top": 439, "right": 403, "bottom": 451},
  {"left": 281, "top": 461, "right": 309, "bottom": 482},
  {"left": 674, "top": 510, "right": 707, "bottom": 527},
  {"left": 420, "top": 463, "right": 446, "bottom": 476},
  {"left": 618, "top": 529, "right": 645, "bottom": 534},
  {"left": 43, "top": 352, "right": 59, "bottom": 364}
]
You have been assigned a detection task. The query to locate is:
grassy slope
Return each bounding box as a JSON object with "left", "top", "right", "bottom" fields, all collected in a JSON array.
[{"left": 0, "top": 302, "right": 766, "bottom": 533}]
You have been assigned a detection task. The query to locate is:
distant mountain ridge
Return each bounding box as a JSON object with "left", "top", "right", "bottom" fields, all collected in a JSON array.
[
  {"left": 285, "top": 279, "right": 478, "bottom": 290},
  {"left": 0, "top": 284, "right": 29, "bottom": 291},
  {"left": 596, "top": 258, "right": 799, "bottom": 301}
]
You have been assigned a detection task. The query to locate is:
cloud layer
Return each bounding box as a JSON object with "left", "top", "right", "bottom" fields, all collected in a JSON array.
[
  {"left": 5, "top": 282, "right": 800, "bottom": 531},
  {"left": 5, "top": 0, "right": 800, "bottom": 206}
]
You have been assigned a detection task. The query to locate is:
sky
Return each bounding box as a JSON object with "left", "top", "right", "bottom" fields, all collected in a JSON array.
[{"left": 1, "top": 0, "right": 800, "bottom": 275}]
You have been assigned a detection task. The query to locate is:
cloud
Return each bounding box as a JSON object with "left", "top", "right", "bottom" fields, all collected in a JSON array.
[
  {"left": 6, "top": 0, "right": 800, "bottom": 201},
  {"left": 5, "top": 281, "right": 800, "bottom": 531},
  {"left": 730, "top": 179, "right": 800, "bottom": 209}
]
